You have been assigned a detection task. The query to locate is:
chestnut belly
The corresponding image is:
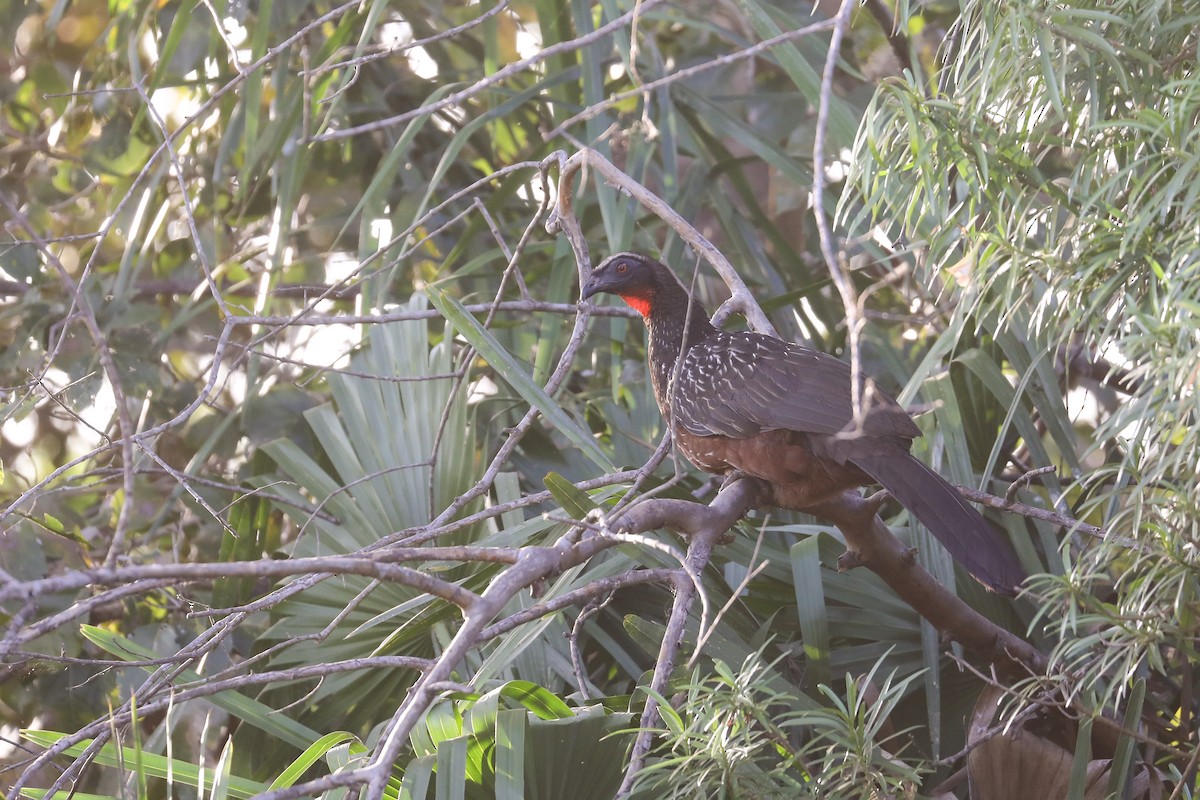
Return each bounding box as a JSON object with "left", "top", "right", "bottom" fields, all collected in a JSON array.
[{"left": 674, "top": 427, "right": 872, "bottom": 510}]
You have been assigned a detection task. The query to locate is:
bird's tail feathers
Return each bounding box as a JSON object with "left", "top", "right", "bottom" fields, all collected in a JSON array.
[{"left": 850, "top": 451, "right": 1025, "bottom": 595}]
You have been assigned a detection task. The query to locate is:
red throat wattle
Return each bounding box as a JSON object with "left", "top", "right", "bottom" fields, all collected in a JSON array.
[{"left": 620, "top": 292, "right": 654, "bottom": 318}]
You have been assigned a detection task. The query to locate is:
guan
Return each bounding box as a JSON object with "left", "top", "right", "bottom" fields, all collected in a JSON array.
[{"left": 581, "top": 252, "right": 1025, "bottom": 595}]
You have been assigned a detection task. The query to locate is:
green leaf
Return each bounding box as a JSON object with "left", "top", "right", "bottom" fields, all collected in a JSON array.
[
  {"left": 523, "top": 710, "right": 631, "bottom": 800},
  {"left": 77, "top": 626, "right": 319, "bottom": 750},
  {"left": 789, "top": 536, "right": 830, "bottom": 687},
  {"left": 1106, "top": 678, "right": 1145, "bottom": 797},
  {"left": 20, "top": 731, "right": 267, "bottom": 799},
  {"left": 210, "top": 738, "right": 235, "bottom": 800},
  {"left": 434, "top": 736, "right": 469, "bottom": 800},
  {"left": 427, "top": 286, "right": 613, "bottom": 471},
  {"left": 268, "top": 732, "right": 360, "bottom": 790},
  {"left": 399, "top": 754, "right": 435, "bottom": 800},
  {"left": 543, "top": 471, "right": 596, "bottom": 520},
  {"left": 494, "top": 709, "right": 526, "bottom": 798},
  {"left": 27, "top": 513, "right": 87, "bottom": 544},
  {"left": 1065, "top": 716, "right": 1093, "bottom": 800},
  {"left": 424, "top": 698, "right": 465, "bottom": 747},
  {"left": 498, "top": 680, "right": 573, "bottom": 720}
]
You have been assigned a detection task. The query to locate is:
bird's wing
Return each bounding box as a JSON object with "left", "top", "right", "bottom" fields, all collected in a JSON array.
[{"left": 669, "top": 332, "right": 920, "bottom": 443}]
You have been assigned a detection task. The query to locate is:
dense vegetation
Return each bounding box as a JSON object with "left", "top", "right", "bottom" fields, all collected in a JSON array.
[{"left": 1, "top": 0, "right": 1196, "bottom": 797}]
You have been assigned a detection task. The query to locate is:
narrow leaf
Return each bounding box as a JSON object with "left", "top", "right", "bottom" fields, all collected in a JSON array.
[
  {"left": 268, "top": 732, "right": 359, "bottom": 790},
  {"left": 78, "top": 626, "right": 318, "bottom": 750},
  {"left": 544, "top": 471, "right": 596, "bottom": 520},
  {"left": 789, "top": 537, "right": 830, "bottom": 687},
  {"left": 434, "top": 735, "right": 468, "bottom": 800},
  {"left": 494, "top": 709, "right": 526, "bottom": 799},
  {"left": 1106, "top": 678, "right": 1146, "bottom": 797},
  {"left": 1064, "top": 717, "right": 1093, "bottom": 800},
  {"left": 20, "top": 731, "right": 266, "bottom": 799},
  {"left": 499, "top": 680, "right": 573, "bottom": 720},
  {"left": 427, "top": 287, "right": 613, "bottom": 470}
]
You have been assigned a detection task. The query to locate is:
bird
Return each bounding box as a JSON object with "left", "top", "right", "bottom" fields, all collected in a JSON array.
[{"left": 581, "top": 251, "right": 1025, "bottom": 595}]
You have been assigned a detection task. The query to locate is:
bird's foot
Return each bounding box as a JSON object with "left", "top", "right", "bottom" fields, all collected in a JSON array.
[
  {"left": 692, "top": 471, "right": 756, "bottom": 502},
  {"left": 719, "top": 469, "right": 755, "bottom": 491},
  {"left": 863, "top": 488, "right": 894, "bottom": 516}
]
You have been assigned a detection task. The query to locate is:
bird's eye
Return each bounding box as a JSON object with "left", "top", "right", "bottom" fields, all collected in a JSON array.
[{"left": 616, "top": 262, "right": 628, "bottom": 273}]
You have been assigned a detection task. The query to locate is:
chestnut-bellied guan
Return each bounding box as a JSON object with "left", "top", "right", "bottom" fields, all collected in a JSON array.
[{"left": 581, "top": 252, "right": 1025, "bottom": 595}]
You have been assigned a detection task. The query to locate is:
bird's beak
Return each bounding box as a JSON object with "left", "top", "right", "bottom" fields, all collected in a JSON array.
[{"left": 580, "top": 271, "right": 608, "bottom": 301}]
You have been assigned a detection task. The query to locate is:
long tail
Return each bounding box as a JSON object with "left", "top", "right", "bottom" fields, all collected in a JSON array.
[{"left": 850, "top": 450, "right": 1025, "bottom": 595}]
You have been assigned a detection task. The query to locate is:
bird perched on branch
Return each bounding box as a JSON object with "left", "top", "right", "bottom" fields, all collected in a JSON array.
[{"left": 581, "top": 252, "right": 1025, "bottom": 595}]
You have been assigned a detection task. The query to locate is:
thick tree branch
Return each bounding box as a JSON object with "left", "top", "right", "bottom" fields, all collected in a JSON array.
[
  {"left": 588, "top": 475, "right": 1047, "bottom": 793},
  {"left": 797, "top": 488, "right": 1045, "bottom": 674}
]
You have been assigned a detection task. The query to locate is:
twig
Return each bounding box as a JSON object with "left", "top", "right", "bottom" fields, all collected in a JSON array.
[
  {"left": 1, "top": 320, "right": 236, "bottom": 530},
  {"left": 477, "top": 568, "right": 677, "bottom": 641},
  {"left": 812, "top": 0, "right": 865, "bottom": 423},
  {"left": 0, "top": 196, "right": 139, "bottom": 568},
  {"left": 547, "top": 147, "right": 777, "bottom": 336},
  {"left": 690, "top": 533, "right": 769, "bottom": 668},
  {"left": 313, "top": 0, "right": 670, "bottom": 142},
  {"left": 594, "top": 526, "right": 710, "bottom": 637},
  {"left": 227, "top": 299, "right": 638, "bottom": 328},
  {"left": 570, "top": 594, "right": 613, "bottom": 701},
  {"left": 1006, "top": 465, "right": 1058, "bottom": 502},
  {"left": 956, "top": 484, "right": 1139, "bottom": 550},
  {"left": 0, "top": 557, "right": 482, "bottom": 612},
  {"left": 544, "top": 19, "right": 838, "bottom": 139},
  {"left": 0, "top": 580, "right": 176, "bottom": 663}
]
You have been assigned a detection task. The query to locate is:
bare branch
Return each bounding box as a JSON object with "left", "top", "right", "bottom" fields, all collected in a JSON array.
[
  {"left": 813, "top": 0, "right": 866, "bottom": 423},
  {"left": 616, "top": 477, "right": 766, "bottom": 795},
  {"left": 957, "top": 484, "right": 1129, "bottom": 548},
  {"left": 548, "top": 147, "right": 778, "bottom": 336},
  {"left": 0, "top": 556, "right": 483, "bottom": 621}
]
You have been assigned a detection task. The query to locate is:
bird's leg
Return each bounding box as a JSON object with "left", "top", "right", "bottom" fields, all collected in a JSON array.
[
  {"left": 719, "top": 469, "right": 756, "bottom": 492},
  {"left": 862, "top": 488, "right": 919, "bottom": 563},
  {"left": 692, "top": 471, "right": 754, "bottom": 500},
  {"left": 863, "top": 488, "right": 893, "bottom": 516}
]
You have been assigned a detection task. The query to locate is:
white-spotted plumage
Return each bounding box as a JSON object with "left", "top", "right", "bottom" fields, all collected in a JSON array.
[{"left": 581, "top": 252, "right": 1026, "bottom": 594}]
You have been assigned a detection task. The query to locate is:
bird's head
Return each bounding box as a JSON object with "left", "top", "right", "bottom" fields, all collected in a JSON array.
[{"left": 581, "top": 252, "right": 679, "bottom": 318}]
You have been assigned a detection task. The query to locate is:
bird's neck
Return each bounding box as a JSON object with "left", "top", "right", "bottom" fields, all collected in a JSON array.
[{"left": 645, "top": 291, "right": 717, "bottom": 413}]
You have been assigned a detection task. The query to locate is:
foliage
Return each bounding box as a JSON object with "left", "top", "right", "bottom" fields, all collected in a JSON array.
[
  {"left": 0, "top": 0, "right": 1195, "bottom": 797},
  {"left": 850, "top": 0, "right": 1200, "bottom": 781},
  {"left": 631, "top": 651, "right": 923, "bottom": 798}
]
